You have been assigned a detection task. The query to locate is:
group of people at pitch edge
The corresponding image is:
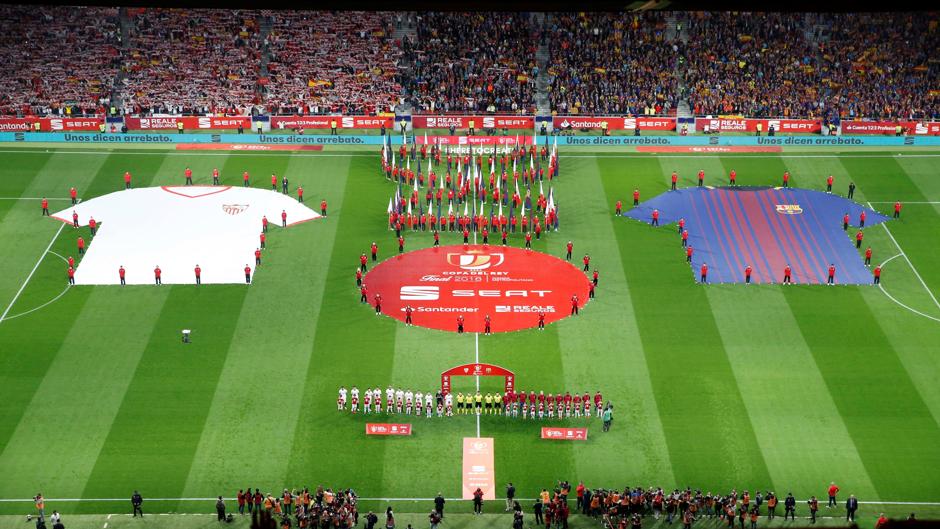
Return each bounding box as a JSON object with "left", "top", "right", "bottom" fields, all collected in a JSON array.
[{"left": 337, "top": 387, "right": 609, "bottom": 419}]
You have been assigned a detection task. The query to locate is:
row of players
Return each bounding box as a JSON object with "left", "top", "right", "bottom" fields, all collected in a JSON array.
[{"left": 337, "top": 387, "right": 605, "bottom": 419}]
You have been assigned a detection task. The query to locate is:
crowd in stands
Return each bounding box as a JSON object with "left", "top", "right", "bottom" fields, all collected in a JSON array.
[
  {"left": 398, "top": 12, "right": 538, "bottom": 114},
  {"left": 544, "top": 12, "right": 680, "bottom": 116},
  {"left": 683, "top": 12, "right": 939, "bottom": 120},
  {"left": 118, "top": 8, "right": 264, "bottom": 116},
  {"left": 263, "top": 12, "right": 402, "bottom": 116},
  {"left": 0, "top": 6, "right": 936, "bottom": 121},
  {"left": 0, "top": 5, "right": 121, "bottom": 117}
]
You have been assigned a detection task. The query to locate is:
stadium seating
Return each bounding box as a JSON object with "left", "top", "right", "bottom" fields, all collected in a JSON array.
[
  {"left": 398, "top": 12, "right": 538, "bottom": 114},
  {"left": 0, "top": 5, "right": 121, "bottom": 117},
  {"left": 544, "top": 12, "right": 679, "bottom": 116},
  {"left": 263, "top": 12, "right": 402, "bottom": 115},
  {"left": 118, "top": 8, "right": 264, "bottom": 116}
]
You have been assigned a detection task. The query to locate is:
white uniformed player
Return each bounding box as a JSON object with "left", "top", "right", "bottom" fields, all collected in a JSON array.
[
  {"left": 385, "top": 386, "right": 395, "bottom": 413},
  {"left": 372, "top": 388, "right": 381, "bottom": 413},
  {"left": 425, "top": 395, "right": 433, "bottom": 418},
  {"left": 338, "top": 386, "right": 347, "bottom": 410},
  {"left": 395, "top": 388, "right": 404, "bottom": 413},
  {"left": 415, "top": 391, "right": 424, "bottom": 413},
  {"left": 404, "top": 389, "right": 414, "bottom": 415},
  {"left": 350, "top": 386, "right": 359, "bottom": 414},
  {"left": 363, "top": 390, "right": 372, "bottom": 414},
  {"left": 444, "top": 392, "right": 453, "bottom": 416},
  {"left": 351, "top": 386, "right": 360, "bottom": 401}
]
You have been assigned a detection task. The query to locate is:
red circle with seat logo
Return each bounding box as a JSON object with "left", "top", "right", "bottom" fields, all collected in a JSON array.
[{"left": 363, "top": 245, "right": 591, "bottom": 333}]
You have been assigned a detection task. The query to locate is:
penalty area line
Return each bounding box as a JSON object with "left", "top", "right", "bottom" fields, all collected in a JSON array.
[
  {"left": 876, "top": 254, "right": 940, "bottom": 324},
  {"left": 0, "top": 220, "right": 68, "bottom": 324}
]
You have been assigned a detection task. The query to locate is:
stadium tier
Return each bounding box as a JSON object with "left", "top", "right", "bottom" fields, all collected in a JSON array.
[{"left": 0, "top": 7, "right": 935, "bottom": 120}]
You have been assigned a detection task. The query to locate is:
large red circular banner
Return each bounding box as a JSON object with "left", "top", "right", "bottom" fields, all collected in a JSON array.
[{"left": 364, "top": 245, "right": 592, "bottom": 333}]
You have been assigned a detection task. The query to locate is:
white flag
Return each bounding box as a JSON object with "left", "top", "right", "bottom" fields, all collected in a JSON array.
[
  {"left": 463, "top": 199, "right": 468, "bottom": 217},
  {"left": 547, "top": 187, "right": 555, "bottom": 213},
  {"left": 387, "top": 197, "right": 393, "bottom": 214}
]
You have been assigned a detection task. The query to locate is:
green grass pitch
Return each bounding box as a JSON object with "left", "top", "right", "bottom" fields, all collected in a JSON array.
[{"left": 0, "top": 145, "right": 938, "bottom": 529}]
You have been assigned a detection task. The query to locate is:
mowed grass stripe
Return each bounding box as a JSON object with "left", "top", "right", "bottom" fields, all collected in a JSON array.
[
  {"left": 79, "top": 153, "right": 258, "bottom": 509},
  {"left": 600, "top": 156, "right": 773, "bottom": 489},
  {"left": 781, "top": 285, "right": 940, "bottom": 500},
  {"left": 284, "top": 156, "right": 399, "bottom": 496},
  {"left": 0, "top": 152, "right": 165, "bottom": 462},
  {"left": 181, "top": 154, "right": 349, "bottom": 495},
  {"left": 0, "top": 151, "right": 52, "bottom": 224},
  {"left": 552, "top": 156, "right": 675, "bottom": 487}
]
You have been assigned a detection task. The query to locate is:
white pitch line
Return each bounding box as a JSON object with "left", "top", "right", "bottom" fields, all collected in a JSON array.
[
  {"left": 0, "top": 497, "right": 938, "bottom": 505},
  {"left": 869, "top": 201, "right": 940, "bottom": 316},
  {"left": 565, "top": 154, "right": 940, "bottom": 159},
  {"left": 868, "top": 201, "right": 940, "bottom": 205},
  {"left": 876, "top": 254, "right": 940, "bottom": 324},
  {"left": 0, "top": 220, "right": 67, "bottom": 324},
  {"left": 0, "top": 197, "right": 73, "bottom": 200},
  {"left": 0, "top": 149, "right": 377, "bottom": 157}
]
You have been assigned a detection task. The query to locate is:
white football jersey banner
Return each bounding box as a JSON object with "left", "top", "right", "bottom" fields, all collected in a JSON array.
[{"left": 52, "top": 186, "right": 321, "bottom": 285}]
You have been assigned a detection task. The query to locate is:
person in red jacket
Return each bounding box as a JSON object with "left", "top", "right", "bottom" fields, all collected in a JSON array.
[
  {"left": 456, "top": 314, "right": 464, "bottom": 333},
  {"left": 633, "top": 188, "right": 640, "bottom": 206},
  {"left": 524, "top": 231, "right": 531, "bottom": 249},
  {"left": 700, "top": 262, "right": 708, "bottom": 283},
  {"left": 374, "top": 293, "right": 382, "bottom": 314},
  {"left": 89, "top": 217, "right": 97, "bottom": 236},
  {"left": 118, "top": 265, "right": 126, "bottom": 286},
  {"left": 827, "top": 482, "right": 839, "bottom": 508},
  {"left": 41, "top": 197, "right": 49, "bottom": 216},
  {"left": 582, "top": 254, "right": 590, "bottom": 272},
  {"left": 670, "top": 171, "right": 678, "bottom": 191},
  {"left": 370, "top": 242, "right": 378, "bottom": 261},
  {"left": 360, "top": 253, "right": 368, "bottom": 272},
  {"left": 67, "top": 266, "right": 75, "bottom": 285},
  {"left": 123, "top": 172, "right": 131, "bottom": 189},
  {"left": 433, "top": 230, "right": 440, "bottom": 246},
  {"left": 677, "top": 217, "right": 685, "bottom": 235},
  {"left": 856, "top": 230, "right": 864, "bottom": 248},
  {"left": 404, "top": 305, "right": 413, "bottom": 326},
  {"left": 698, "top": 169, "right": 705, "bottom": 187},
  {"left": 729, "top": 169, "right": 736, "bottom": 186},
  {"left": 651, "top": 209, "right": 659, "bottom": 226},
  {"left": 77, "top": 236, "right": 85, "bottom": 255},
  {"left": 686, "top": 245, "right": 693, "bottom": 262},
  {"left": 262, "top": 215, "right": 268, "bottom": 233},
  {"left": 826, "top": 174, "right": 834, "bottom": 193},
  {"left": 745, "top": 264, "right": 752, "bottom": 284},
  {"left": 154, "top": 265, "right": 162, "bottom": 285},
  {"left": 398, "top": 235, "right": 405, "bottom": 253},
  {"left": 681, "top": 229, "right": 689, "bottom": 247},
  {"left": 534, "top": 223, "right": 542, "bottom": 240},
  {"left": 859, "top": 210, "right": 866, "bottom": 228},
  {"left": 297, "top": 186, "right": 304, "bottom": 202},
  {"left": 827, "top": 264, "right": 836, "bottom": 285},
  {"left": 271, "top": 173, "right": 278, "bottom": 191},
  {"left": 865, "top": 247, "right": 872, "bottom": 265},
  {"left": 843, "top": 213, "right": 850, "bottom": 231},
  {"left": 184, "top": 166, "right": 193, "bottom": 185},
  {"left": 537, "top": 311, "right": 545, "bottom": 330},
  {"left": 592, "top": 269, "right": 599, "bottom": 285},
  {"left": 194, "top": 264, "right": 202, "bottom": 285},
  {"left": 72, "top": 210, "right": 79, "bottom": 228},
  {"left": 212, "top": 167, "right": 220, "bottom": 185},
  {"left": 894, "top": 201, "right": 902, "bottom": 218},
  {"left": 571, "top": 294, "right": 580, "bottom": 315},
  {"left": 355, "top": 268, "right": 362, "bottom": 287},
  {"left": 244, "top": 265, "right": 252, "bottom": 284},
  {"left": 359, "top": 284, "right": 368, "bottom": 303},
  {"left": 254, "top": 248, "right": 262, "bottom": 266},
  {"left": 783, "top": 264, "right": 792, "bottom": 284},
  {"left": 281, "top": 209, "right": 287, "bottom": 227},
  {"left": 243, "top": 171, "right": 250, "bottom": 187},
  {"left": 321, "top": 200, "right": 327, "bottom": 216},
  {"left": 615, "top": 200, "right": 622, "bottom": 215},
  {"left": 68, "top": 255, "right": 74, "bottom": 268},
  {"left": 70, "top": 186, "right": 78, "bottom": 204},
  {"left": 782, "top": 171, "right": 789, "bottom": 187},
  {"left": 873, "top": 267, "right": 882, "bottom": 285},
  {"left": 260, "top": 232, "right": 266, "bottom": 249},
  {"left": 566, "top": 241, "right": 573, "bottom": 260}
]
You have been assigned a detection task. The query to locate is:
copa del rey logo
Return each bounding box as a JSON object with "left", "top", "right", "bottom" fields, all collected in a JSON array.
[
  {"left": 446, "top": 251, "right": 505, "bottom": 270},
  {"left": 775, "top": 204, "right": 803, "bottom": 215},
  {"left": 222, "top": 204, "right": 249, "bottom": 215}
]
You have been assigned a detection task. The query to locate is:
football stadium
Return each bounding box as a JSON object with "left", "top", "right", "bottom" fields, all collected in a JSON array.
[{"left": 0, "top": 4, "right": 938, "bottom": 529}]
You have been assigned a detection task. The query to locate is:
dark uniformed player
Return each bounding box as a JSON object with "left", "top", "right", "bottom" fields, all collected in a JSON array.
[
  {"left": 282, "top": 175, "right": 289, "bottom": 194},
  {"left": 132, "top": 491, "right": 143, "bottom": 517}
]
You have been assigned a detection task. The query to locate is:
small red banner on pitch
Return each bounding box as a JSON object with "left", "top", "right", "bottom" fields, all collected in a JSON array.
[
  {"left": 366, "top": 423, "right": 412, "bottom": 436},
  {"left": 541, "top": 427, "right": 588, "bottom": 440}
]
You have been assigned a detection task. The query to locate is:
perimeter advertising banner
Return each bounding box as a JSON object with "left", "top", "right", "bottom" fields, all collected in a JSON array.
[
  {"left": 125, "top": 116, "right": 251, "bottom": 130},
  {"left": 552, "top": 116, "right": 676, "bottom": 131},
  {"left": 412, "top": 115, "right": 534, "bottom": 129},
  {"left": 0, "top": 117, "right": 104, "bottom": 132},
  {"left": 269, "top": 116, "right": 393, "bottom": 129},
  {"left": 694, "top": 118, "right": 822, "bottom": 133}
]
